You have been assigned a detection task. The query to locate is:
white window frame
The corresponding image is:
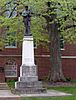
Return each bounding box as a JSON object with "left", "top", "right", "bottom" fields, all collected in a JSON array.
[{"left": 5, "top": 41, "right": 17, "bottom": 48}]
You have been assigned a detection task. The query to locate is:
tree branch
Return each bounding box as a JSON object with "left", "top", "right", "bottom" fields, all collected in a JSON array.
[
  {"left": 9, "top": 5, "right": 17, "bottom": 18},
  {"left": 64, "top": 25, "right": 76, "bottom": 30}
]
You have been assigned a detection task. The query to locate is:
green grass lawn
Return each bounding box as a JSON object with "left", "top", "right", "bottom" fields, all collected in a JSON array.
[
  {"left": 21, "top": 96, "right": 76, "bottom": 100},
  {"left": 21, "top": 86, "right": 76, "bottom": 100}
]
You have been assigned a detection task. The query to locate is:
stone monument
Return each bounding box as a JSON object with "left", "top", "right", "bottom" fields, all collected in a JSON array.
[{"left": 15, "top": 6, "right": 46, "bottom": 94}]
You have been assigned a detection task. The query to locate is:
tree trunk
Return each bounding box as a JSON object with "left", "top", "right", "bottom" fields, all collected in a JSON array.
[{"left": 48, "top": 22, "right": 66, "bottom": 82}]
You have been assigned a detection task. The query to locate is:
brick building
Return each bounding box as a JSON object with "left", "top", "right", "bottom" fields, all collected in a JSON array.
[
  {"left": 0, "top": 41, "right": 76, "bottom": 82},
  {"left": 0, "top": 0, "right": 76, "bottom": 83}
]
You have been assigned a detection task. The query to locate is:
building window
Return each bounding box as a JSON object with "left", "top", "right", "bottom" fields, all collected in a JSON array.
[
  {"left": 6, "top": 0, "right": 17, "bottom": 18},
  {"left": 5, "top": 1, "right": 17, "bottom": 48},
  {"left": 60, "top": 36, "right": 64, "bottom": 50},
  {"left": 5, "top": 59, "right": 17, "bottom": 77},
  {"left": 34, "top": 39, "right": 37, "bottom": 48},
  {"left": 5, "top": 32, "right": 17, "bottom": 48}
]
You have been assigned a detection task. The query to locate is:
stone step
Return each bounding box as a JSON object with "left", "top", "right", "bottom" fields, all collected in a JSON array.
[
  {"left": 0, "top": 83, "right": 9, "bottom": 90},
  {"left": 12, "top": 88, "right": 47, "bottom": 94},
  {"left": 16, "top": 81, "right": 42, "bottom": 89}
]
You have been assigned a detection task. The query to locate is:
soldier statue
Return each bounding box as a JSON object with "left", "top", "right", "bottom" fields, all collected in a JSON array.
[{"left": 22, "top": 6, "right": 32, "bottom": 36}]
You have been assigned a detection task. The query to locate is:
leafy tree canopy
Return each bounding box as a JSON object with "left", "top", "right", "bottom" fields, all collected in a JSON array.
[{"left": 0, "top": 0, "right": 76, "bottom": 48}]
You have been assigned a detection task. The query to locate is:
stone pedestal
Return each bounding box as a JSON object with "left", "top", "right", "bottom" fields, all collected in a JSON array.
[{"left": 15, "top": 36, "right": 46, "bottom": 94}]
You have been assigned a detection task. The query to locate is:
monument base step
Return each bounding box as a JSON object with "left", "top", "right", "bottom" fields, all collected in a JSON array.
[
  {"left": 12, "top": 88, "right": 46, "bottom": 94},
  {"left": 15, "top": 81, "right": 47, "bottom": 94},
  {"left": 15, "top": 81, "right": 43, "bottom": 88},
  {"left": 19, "top": 76, "right": 38, "bottom": 82}
]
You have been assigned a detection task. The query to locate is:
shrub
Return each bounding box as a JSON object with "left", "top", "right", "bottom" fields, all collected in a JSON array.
[{"left": 7, "top": 79, "right": 16, "bottom": 89}]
